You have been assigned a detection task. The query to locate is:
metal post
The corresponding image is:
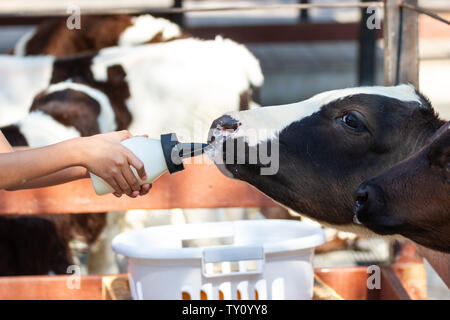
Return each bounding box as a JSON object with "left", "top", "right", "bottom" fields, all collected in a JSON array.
[
  {"left": 172, "top": 0, "right": 184, "bottom": 27},
  {"left": 358, "top": 0, "right": 377, "bottom": 85},
  {"left": 298, "top": 0, "right": 310, "bottom": 23},
  {"left": 384, "top": 0, "right": 420, "bottom": 265},
  {"left": 383, "top": 0, "right": 419, "bottom": 88}
]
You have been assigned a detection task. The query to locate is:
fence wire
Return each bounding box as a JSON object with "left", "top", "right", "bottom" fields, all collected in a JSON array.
[{"left": 399, "top": 1, "right": 450, "bottom": 26}]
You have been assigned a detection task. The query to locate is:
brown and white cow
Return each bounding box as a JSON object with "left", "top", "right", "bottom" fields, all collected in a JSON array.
[
  {"left": 207, "top": 85, "right": 445, "bottom": 235},
  {"left": 354, "top": 122, "right": 449, "bottom": 253},
  {"left": 1, "top": 14, "right": 184, "bottom": 128}
]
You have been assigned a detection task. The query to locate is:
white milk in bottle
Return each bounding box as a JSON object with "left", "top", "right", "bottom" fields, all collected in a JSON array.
[{"left": 90, "top": 133, "right": 206, "bottom": 195}]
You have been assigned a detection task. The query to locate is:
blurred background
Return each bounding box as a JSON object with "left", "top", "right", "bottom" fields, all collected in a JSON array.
[
  {"left": 0, "top": 0, "right": 449, "bottom": 119},
  {"left": 0, "top": 0, "right": 448, "bottom": 299}
]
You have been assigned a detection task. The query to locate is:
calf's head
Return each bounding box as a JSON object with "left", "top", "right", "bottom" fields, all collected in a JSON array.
[
  {"left": 354, "top": 122, "right": 450, "bottom": 252},
  {"left": 208, "top": 85, "right": 444, "bottom": 228}
]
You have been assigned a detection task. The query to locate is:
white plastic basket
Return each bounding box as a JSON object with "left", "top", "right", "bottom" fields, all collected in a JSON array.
[{"left": 112, "top": 219, "right": 325, "bottom": 300}]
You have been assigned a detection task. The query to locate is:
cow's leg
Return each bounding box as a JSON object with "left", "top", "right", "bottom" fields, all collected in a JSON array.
[{"left": 86, "top": 212, "right": 120, "bottom": 274}]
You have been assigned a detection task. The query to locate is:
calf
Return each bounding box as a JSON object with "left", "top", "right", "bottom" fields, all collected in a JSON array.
[
  {"left": 354, "top": 122, "right": 449, "bottom": 252},
  {"left": 208, "top": 85, "right": 445, "bottom": 234}
]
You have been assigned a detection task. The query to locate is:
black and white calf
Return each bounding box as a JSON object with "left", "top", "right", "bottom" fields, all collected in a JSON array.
[
  {"left": 354, "top": 122, "right": 450, "bottom": 252},
  {"left": 208, "top": 85, "right": 445, "bottom": 234}
]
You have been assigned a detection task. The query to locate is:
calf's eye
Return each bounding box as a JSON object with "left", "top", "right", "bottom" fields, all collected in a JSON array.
[
  {"left": 341, "top": 112, "right": 364, "bottom": 131},
  {"left": 343, "top": 113, "right": 359, "bottom": 128}
]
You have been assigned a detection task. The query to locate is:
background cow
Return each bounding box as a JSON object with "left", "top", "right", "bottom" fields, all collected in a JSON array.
[
  {"left": 10, "top": 14, "right": 184, "bottom": 57},
  {"left": 0, "top": 213, "right": 106, "bottom": 275},
  {"left": 354, "top": 121, "right": 449, "bottom": 253},
  {"left": 208, "top": 85, "right": 445, "bottom": 235},
  {"left": 1, "top": 14, "right": 184, "bottom": 128}
]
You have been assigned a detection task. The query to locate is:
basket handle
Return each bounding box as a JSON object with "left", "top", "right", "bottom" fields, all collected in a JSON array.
[{"left": 201, "top": 245, "right": 264, "bottom": 278}]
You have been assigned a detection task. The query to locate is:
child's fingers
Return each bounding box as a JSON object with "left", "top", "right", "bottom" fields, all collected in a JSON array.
[
  {"left": 118, "top": 130, "right": 132, "bottom": 141},
  {"left": 131, "top": 190, "right": 140, "bottom": 198},
  {"left": 140, "top": 183, "right": 152, "bottom": 195},
  {"left": 105, "top": 177, "right": 122, "bottom": 196},
  {"left": 127, "top": 152, "right": 147, "bottom": 180},
  {"left": 122, "top": 166, "right": 141, "bottom": 192},
  {"left": 114, "top": 175, "right": 132, "bottom": 196}
]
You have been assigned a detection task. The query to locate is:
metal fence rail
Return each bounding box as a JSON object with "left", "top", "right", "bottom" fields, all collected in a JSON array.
[{"left": 0, "top": 2, "right": 383, "bottom": 16}]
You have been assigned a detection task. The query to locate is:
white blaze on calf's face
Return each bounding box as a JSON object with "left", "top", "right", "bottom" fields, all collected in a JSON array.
[{"left": 221, "top": 84, "right": 423, "bottom": 147}]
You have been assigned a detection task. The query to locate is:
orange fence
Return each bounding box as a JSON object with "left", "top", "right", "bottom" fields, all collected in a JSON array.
[
  {"left": 0, "top": 266, "right": 418, "bottom": 300},
  {"left": 0, "top": 162, "right": 445, "bottom": 299},
  {"left": 0, "top": 162, "right": 277, "bottom": 215}
]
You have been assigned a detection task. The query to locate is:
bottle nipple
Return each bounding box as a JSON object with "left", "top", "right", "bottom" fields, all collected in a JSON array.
[{"left": 160, "top": 133, "right": 208, "bottom": 174}]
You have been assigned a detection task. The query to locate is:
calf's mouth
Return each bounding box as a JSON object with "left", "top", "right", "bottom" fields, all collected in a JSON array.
[{"left": 207, "top": 114, "right": 280, "bottom": 180}]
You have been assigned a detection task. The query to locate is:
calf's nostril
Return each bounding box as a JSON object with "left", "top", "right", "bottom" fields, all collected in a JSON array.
[
  {"left": 211, "top": 115, "right": 240, "bottom": 132},
  {"left": 354, "top": 186, "right": 370, "bottom": 224},
  {"left": 221, "top": 119, "right": 240, "bottom": 131},
  {"left": 208, "top": 115, "right": 241, "bottom": 144},
  {"left": 355, "top": 189, "right": 369, "bottom": 212}
]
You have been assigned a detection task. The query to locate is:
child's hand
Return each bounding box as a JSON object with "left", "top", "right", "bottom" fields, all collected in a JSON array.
[
  {"left": 114, "top": 182, "right": 152, "bottom": 198},
  {"left": 77, "top": 131, "right": 150, "bottom": 197}
]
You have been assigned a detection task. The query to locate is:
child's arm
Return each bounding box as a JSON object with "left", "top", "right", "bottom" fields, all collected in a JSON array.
[
  {"left": 6, "top": 166, "right": 88, "bottom": 190},
  {"left": 0, "top": 130, "right": 150, "bottom": 197},
  {"left": 1, "top": 133, "right": 90, "bottom": 189},
  {"left": 6, "top": 166, "right": 151, "bottom": 196}
]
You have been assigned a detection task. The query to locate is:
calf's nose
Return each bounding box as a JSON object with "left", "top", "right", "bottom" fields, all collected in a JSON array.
[
  {"left": 208, "top": 115, "right": 241, "bottom": 143},
  {"left": 210, "top": 115, "right": 240, "bottom": 132},
  {"left": 354, "top": 186, "right": 369, "bottom": 224}
]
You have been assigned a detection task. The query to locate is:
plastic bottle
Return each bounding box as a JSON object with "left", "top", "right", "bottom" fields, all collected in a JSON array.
[{"left": 90, "top": 133, "right": 207, "bottom": 195}]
